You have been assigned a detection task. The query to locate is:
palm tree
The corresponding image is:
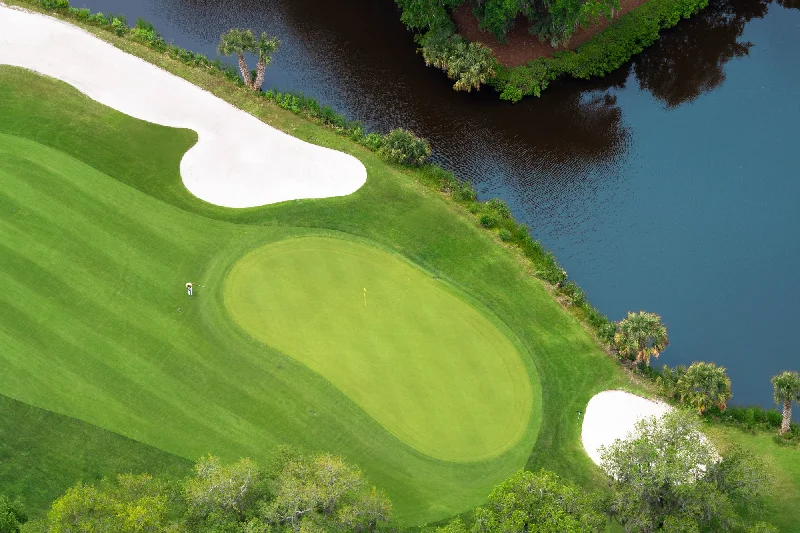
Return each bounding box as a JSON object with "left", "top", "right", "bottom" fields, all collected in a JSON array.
[
  {"left": 218, "top": 28, "right": 257, "bottom": 89},
  {"left": 252, "top": 33, "right": 280, "bottom": 91},
  {"left": 677, "top": 362, "right": 732, "bottom": 414},
  {"left": 614, "top": 311, "right": 669, "bottom": 366},
  {"left": 771, "top": 370, "right": 800, "bottom": 435}
]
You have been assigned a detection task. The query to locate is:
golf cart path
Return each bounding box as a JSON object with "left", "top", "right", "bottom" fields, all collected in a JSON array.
[
  {"left": 581, "top": 390, "right": 672, "bottom": 466},
  {"left": 0, "top": 4, "right": 367, "bottom": 208}
]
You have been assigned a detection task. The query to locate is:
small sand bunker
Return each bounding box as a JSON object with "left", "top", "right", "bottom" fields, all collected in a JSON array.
[
  {"left": 581, "top": 390, "right": 672, "bottom": 466},
  {"left": 0, "top": 5, "right": 366, "bottom": 208}
]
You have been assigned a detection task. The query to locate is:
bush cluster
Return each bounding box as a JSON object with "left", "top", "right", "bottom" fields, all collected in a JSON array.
[
  {"left": 491, "top": 0, "right": 709, "bottom": 101},
  {"left": 417, "top": 28, "right": 498, "bottom": 92}
]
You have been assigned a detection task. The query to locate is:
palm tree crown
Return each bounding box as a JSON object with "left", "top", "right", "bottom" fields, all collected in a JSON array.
[
  {"left": 677, "top": 362, "right": 732, "bottom": 414},
  {"left": 217, "top": 28, "right": 256, "bottom": 57},
  {"left": 614, "top": 311, "right": 669, "bottom": 366},
  {"left": 251, "top": 33, "right": 280, "bottom": 90}
]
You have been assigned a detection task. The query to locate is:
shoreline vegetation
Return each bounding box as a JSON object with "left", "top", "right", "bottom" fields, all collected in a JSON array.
[
  {"left": 396, "top": 0, "right": 709, "bottom": 100},
  {"left": 2, "top": 1, "right": 798, "bottom": 530}
]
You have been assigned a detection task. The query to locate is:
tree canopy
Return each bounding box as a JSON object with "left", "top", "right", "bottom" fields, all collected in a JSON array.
[
  {"left": 677, "top": 361, "right": 733, "bottom": 414},
  {"left": 395, "top": 0, "right": 619, "bottom": 45},
  {"left": 435, "top": 470, "right": 606, "bottom": 533},
  {"left": 600, "top": 410, "right": 773, "bottom": 532},
  {"left": 25, "top": 451, "right": 392, "bottom": 533},
  {"left": 614, "top": 311, "right": 669, "bottom": 366},
  {"left": 218, "top": 28, "right": 280, "bottom": 90}
]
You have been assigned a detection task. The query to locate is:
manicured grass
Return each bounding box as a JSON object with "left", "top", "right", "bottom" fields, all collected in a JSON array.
[
  {"left": 706, "top": 425, "right": 800, "bottom": 532},
  {"left": 225, "top": 236, "right": 533, "bottom": 462},
  {"left": 0, "top": 394, "right": 191, "bottom": 518},
  {"left": 0, "top": 63, "right": 637, "bottom": 525}
]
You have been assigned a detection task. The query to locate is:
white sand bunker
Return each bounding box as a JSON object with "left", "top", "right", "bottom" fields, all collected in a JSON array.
[
  {"left": 0, "top": 5, "right": 366, "bottom": 208},
  {"left": 581, "top": 390, "right": 672, "bottom": 466}
]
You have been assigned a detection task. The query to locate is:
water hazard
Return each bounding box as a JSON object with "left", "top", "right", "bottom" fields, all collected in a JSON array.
[{"left": 69, "top": 0, "right": 800, "bottom": 412}]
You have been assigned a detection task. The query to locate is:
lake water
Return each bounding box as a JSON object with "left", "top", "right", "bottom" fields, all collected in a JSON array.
[{"left": 69, "top": 0, "right": 800, "bottom": 412}]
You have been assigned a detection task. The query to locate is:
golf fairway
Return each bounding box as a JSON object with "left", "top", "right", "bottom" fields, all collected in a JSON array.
[{"left": 225, "top": 237, "right": 533, "bottom": 461}]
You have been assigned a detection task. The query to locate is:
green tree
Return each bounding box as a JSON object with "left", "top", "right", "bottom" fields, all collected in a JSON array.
[
  {"left": 218, "top": 28, "right": 257, "bottom": 88},
  {"left": 263, "top": 453, "right": 391, "bottom": 532},
  {"left": 252, "top": 33, "right": 280, "bottom": 91},
  {"left": 44, "top": 474, "right": 171, "bottom": 533},
  {"left": 218, "top": 29, "right": 279, "bottom": 91},
  {"left": 395, "top": 0, "right": 461, "bottom": 31},
  {"left": 183, "top": 455, "right": 265, "bottom": 525},
  {"left": 0, "top": 496, "right": 26, "bottom": 533},
  {"left": 771, "top": 370, "right": 800, "bottom": 435},
  {"left": 614, "top": 311, "right": 669, "bottom": 366},
  {"left": 471, "top": 0, "right": 525, "bottom": 40},
  {"left": 437, "top": 470, "right": 605, "bottom": 532},
  {"left": 601, "top": 410, "right": 772, "bottom": 532},
  {"left": 677, "top": 361, "right": 733, "bottom": 414}
]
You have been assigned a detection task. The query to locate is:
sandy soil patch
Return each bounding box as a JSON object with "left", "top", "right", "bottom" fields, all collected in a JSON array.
[
  {"left": 0, "top": 4, "right": 366, "bottom": 208},
  {"left": 581, "top": 390, "right": 672, "bottom": 466}
]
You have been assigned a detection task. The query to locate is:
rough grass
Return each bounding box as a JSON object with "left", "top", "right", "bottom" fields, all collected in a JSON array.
[
  {"left": 225, "top": 236, "right": 534, "bottom": 462},
  {"left": 706, "top": 425, "right": 800, "bottom": 532},
  {"left": 0, "top": 61, "right": 637, "bottom": 526},
  {"left": 0, "top": 394, "right": 191, "bottom": 518}
]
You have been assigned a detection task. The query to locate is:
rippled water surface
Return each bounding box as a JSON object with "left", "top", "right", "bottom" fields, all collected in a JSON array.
[{"left": 71, "top": 0, "right": 800, "bottom": 411}]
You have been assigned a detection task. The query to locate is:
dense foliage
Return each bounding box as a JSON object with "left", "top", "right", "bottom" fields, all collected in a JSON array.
[
  {"left": 613, "top": 311, "right": 669, "bottom": 366},
  {"left": 434, "top": 470, "right": 606, "bottom": 532},
  {"left": 417, "top": 29, "right": 497, "bottom": 91},
  {"left": 491, "top": 0, "right": 709, "bottom": 100},
  {"left": 601, "top": 410, "right": 775, "bottom": 533},
  {"left": 378, "top": 129, "right": 432, "bottom": 166},
  {"left": 396, "top": 0, "right": 618, "bottom": 44},
  {"left": 22, "top": 451, "right": 392, "bottom": 533},
  {"left": 396, "top": 0, "right": 709, "bottom": 100},
  {"left": 0, "top": 497, "right": 26, "bottom": 533}
]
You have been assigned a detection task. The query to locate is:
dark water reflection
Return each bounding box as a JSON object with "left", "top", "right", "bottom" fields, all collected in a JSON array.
[{"left": 72, "top": 0, "right": 800, "bottom": 411}]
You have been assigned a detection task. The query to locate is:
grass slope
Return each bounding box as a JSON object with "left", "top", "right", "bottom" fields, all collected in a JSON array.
[
  {"left": 225, "top": 236, "right": 533, "bottom": 462},
  {"left": 0, "top": 64, "right": 635, "bottom": 525},
  {"left": 0, "top": 394, "right": 191, "bottom": 518},
  {"left": 707, "top": 426, "right": 800, "bottom": 532}
]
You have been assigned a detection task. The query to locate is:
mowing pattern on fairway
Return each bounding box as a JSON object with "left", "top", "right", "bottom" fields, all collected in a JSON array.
[{"left": 224, "top": 237, "right": 533, "bottom": 461}]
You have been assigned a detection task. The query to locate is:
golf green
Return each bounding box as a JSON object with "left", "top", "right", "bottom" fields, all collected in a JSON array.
[{"left": 225, "top": 237, "right": 533, "bottom": 461}]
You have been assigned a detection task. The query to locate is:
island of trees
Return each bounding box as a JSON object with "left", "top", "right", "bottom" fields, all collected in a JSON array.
[{"left": 394, "top": 0, "right": 711, "bottom": 100}]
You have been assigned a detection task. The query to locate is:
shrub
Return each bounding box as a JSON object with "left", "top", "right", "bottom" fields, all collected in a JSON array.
[
  {"left": 561, "top": 280, "right": 586, "bottom": 307},
  {"left": 479, "top": 213, "right": 498, "bottom": 228},
  {"left": 378, "top": 129, "right": 431, "bottom": 166},
  {"left": 418, "top": 29, "right": 498, "bottom": 92},
  {"left": 320, "top": 106, "right": 347, "bottom": 129},
  {"left": 133, "top": 18, "right": 160, "bottom": 43},
  {"left": 361, "top": 132, "right": 385, "bottom": 151},
  {"left": 452, "top": 180, "right": 477, "bottom": 202},
  {"left": 41, "top": 0, "right": 69, "bottom": 8},
  {"left": 498, "top": 228, "right": 513, "bottom": 242},
  {"left": 68, "top": 7, "right": 90, "bottom": 19},
  {"left": 111, "top": 17, "right": 126, "bottom": 36},
  {"left": 486, "top": 198, "right": 511, "bottom": 219},
  {"left": 88, "top": 12, "right": 108, "bottom": 25}
]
